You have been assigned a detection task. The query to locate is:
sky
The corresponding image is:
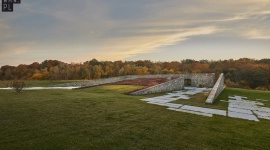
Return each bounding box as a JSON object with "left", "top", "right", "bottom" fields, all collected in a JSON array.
[{"left": 0, "top": 0, "right": 270, "bottom": 66}]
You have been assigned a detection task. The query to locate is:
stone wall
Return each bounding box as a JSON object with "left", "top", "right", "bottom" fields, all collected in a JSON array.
[
  {"left": 130, "top": 77, "right": 184, "bottom": 95},
  {"left": 51, "top": 76, "right": 128, "bottom": 87},
  {"left": 178, "top": 73, "right": 215, "bottom": 88},
  {"left": 52, "top": 73, "right": 215, "bottom": 88},
  {"left": 205, "top": 73, "right": 225, "bottom": 104}
]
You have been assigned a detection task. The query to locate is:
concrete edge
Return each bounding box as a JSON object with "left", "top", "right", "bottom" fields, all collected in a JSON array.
[{"left": 205, "top": 73, "right": 225, "bottom": 104}]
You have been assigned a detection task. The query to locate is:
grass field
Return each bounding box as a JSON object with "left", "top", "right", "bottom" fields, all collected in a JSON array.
[{"left": 0, "top": 83, "right": 270, "bottom": 149}]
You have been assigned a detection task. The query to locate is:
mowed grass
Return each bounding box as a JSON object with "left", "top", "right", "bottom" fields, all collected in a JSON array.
[{"left": 0, "top": 85, "right": 270, "bottom": 149}]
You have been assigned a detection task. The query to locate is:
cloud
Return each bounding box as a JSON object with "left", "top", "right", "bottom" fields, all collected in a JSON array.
[
  {"left": 245, "top": 29, "right": 270, "bottom": 39},
  {"left": 0, "top": 18, "right": 17, "bottom": 39},
  {"left": 93, "top": 26, "right": 219, "bottom": 61},
  {"left": 0, "top": 42, "right": 34, "bottom": 58},
  {"left": 0, "top": 41, "right": 37, "bottom": 66},
  {"left": 0, "top": 0, "right": 270, "bottom": 66},
  {"left": 90, "top": 0, "right": 269, "bottom": 61}
]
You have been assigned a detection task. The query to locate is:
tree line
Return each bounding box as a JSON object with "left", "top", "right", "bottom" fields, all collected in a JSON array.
[{"left": 1, "top": 58, "right": 270, "bottom": 90}]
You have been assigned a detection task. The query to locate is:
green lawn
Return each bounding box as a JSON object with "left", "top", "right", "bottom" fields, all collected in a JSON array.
[{"left": 0, "top": 85, "right": 270, "bottom": 149}]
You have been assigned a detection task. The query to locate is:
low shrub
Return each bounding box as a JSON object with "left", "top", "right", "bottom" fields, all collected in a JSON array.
[{"left": 9, "top": 80, "right": 26, "bottom": 93}]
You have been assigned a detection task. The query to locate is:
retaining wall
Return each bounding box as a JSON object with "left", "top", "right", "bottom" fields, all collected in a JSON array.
[
  {"left": 130, "top": 77, "right": 184, "bottom": 95},
  {"left": 205, "top": 73, "right": 225, "bottom": 104},
  {"left": 52, "top": 73, "right": 215, "bottom": 88},
  {"left": 179, "top": 73, "right": 215, "bottom": 88},
  {"left": 52, "top": 76, "right": 127, "bottom": 87}
]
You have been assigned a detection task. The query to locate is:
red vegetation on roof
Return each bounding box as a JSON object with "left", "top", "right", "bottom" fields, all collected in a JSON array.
[{"left": 112, "top": 78, "right": 168, "bottom": 87}]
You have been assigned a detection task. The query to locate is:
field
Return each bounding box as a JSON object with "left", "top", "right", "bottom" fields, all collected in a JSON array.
[{"left": 0, "top": 81, "right": 270, "bottom": 149}]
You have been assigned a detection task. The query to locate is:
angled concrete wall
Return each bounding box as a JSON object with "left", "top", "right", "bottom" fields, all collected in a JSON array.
[
  {"left": 130, "top": 77, "right": 184, "bottom": 95},
  {"left": 52, "top": 73, "right": 215, "bottom": 88},
  {"left": 205, "top": 73, "right": 225, "bottom": 104}
]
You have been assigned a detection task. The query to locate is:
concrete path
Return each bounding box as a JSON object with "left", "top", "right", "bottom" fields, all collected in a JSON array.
[{"left": 141, "top": 88, "right": 270, "bottom": 122}]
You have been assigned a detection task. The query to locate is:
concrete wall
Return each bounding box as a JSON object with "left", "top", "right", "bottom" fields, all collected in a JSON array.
[
  {"left": 205, "top": 73, "right": 225, "bottom": 104},
  {"left": 52, "top": 73, "right": 215, "bottom": 88},
  {"left": 130, "top": 77, "right": 184, "bottom": 95}
]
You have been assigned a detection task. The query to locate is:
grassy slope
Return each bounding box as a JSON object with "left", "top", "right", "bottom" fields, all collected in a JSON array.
[{"left": 0, "top": 86, "right": 270, "bottom": 149}]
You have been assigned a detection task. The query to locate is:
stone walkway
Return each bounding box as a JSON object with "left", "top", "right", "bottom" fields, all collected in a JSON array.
[
  {"left": 227, "top": 96, "right": 270, "bottom": 121},
  {"left": 141, "top": 87, "right": 270, "bottom": 122}
]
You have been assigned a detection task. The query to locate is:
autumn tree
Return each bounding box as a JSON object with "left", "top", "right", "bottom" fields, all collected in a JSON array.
[
  {"left": 1, "top": 58, "right": 270, "bottom": 90},
  {"left": 32, "top": 73, "right": 43, "bottom": 80}
]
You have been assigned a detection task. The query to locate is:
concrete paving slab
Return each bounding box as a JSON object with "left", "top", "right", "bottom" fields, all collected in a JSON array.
[
  {"left": 181, "top": 105, "right": 226, "bottom": 116},
  {"left": 220, "top": 100, "right": 229, "bottom": 102},
  {"left": 142, "top": 98, "right": 158, "bottom": 101},
  {"left": 229, "top": 96, "right": 247, "bottom": 101},
  {"left": 154, "top": 97, "right": 179, "bottom": 101},
  {"left": 255, "top": 107, "right": 270, "bottom": 113},
  {"left": 228, "top": 100, "right": 264, "bottom": 106},
  {"left": 184, "top": 87, "right": 196, "bottom": 90},
  {"left": 234, "top": 96, "right": 247, "bottom": 99},
  {"left": 142, "top": 92, "right": 270, "bottom": 122},
  {"left": 167, "top": 108, "right": 213, "bottom": 117},
  {"left": 256, "top": 99, "right": 269, "bottom": 102},
  {"left": 147, "top": 100, "right": 173, "bottom": 103},
  {"left": 228, "top": 111, "right": 259, "bottom": 122},
  {"left": 253, "top": 111, "right": 270, "bottom": 120},
  {"left": 228, "top": 107, "right": 253, "bottom": 115},
  {"left": 257, "top": 115, "right": 270, "bottom": 120},
  {"left": 228, "top": 104, "right": 259, "bottom": 111},
  {"left": 164, "top": 103, "right": 183, "bottom": 108}
]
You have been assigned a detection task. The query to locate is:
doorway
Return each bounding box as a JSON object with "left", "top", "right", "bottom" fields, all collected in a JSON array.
[{"left": 184, "top": 79, "right": 191, "bottom": 86}]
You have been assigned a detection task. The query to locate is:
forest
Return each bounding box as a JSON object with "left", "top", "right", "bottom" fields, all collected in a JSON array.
[{"left": 1, "top": 58, "right": 270, "bottom": 90}]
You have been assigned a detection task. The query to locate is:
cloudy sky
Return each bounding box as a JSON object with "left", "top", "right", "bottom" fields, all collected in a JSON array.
[{"left": 0, "top": 0, "right": 270, "bottom": 66}]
